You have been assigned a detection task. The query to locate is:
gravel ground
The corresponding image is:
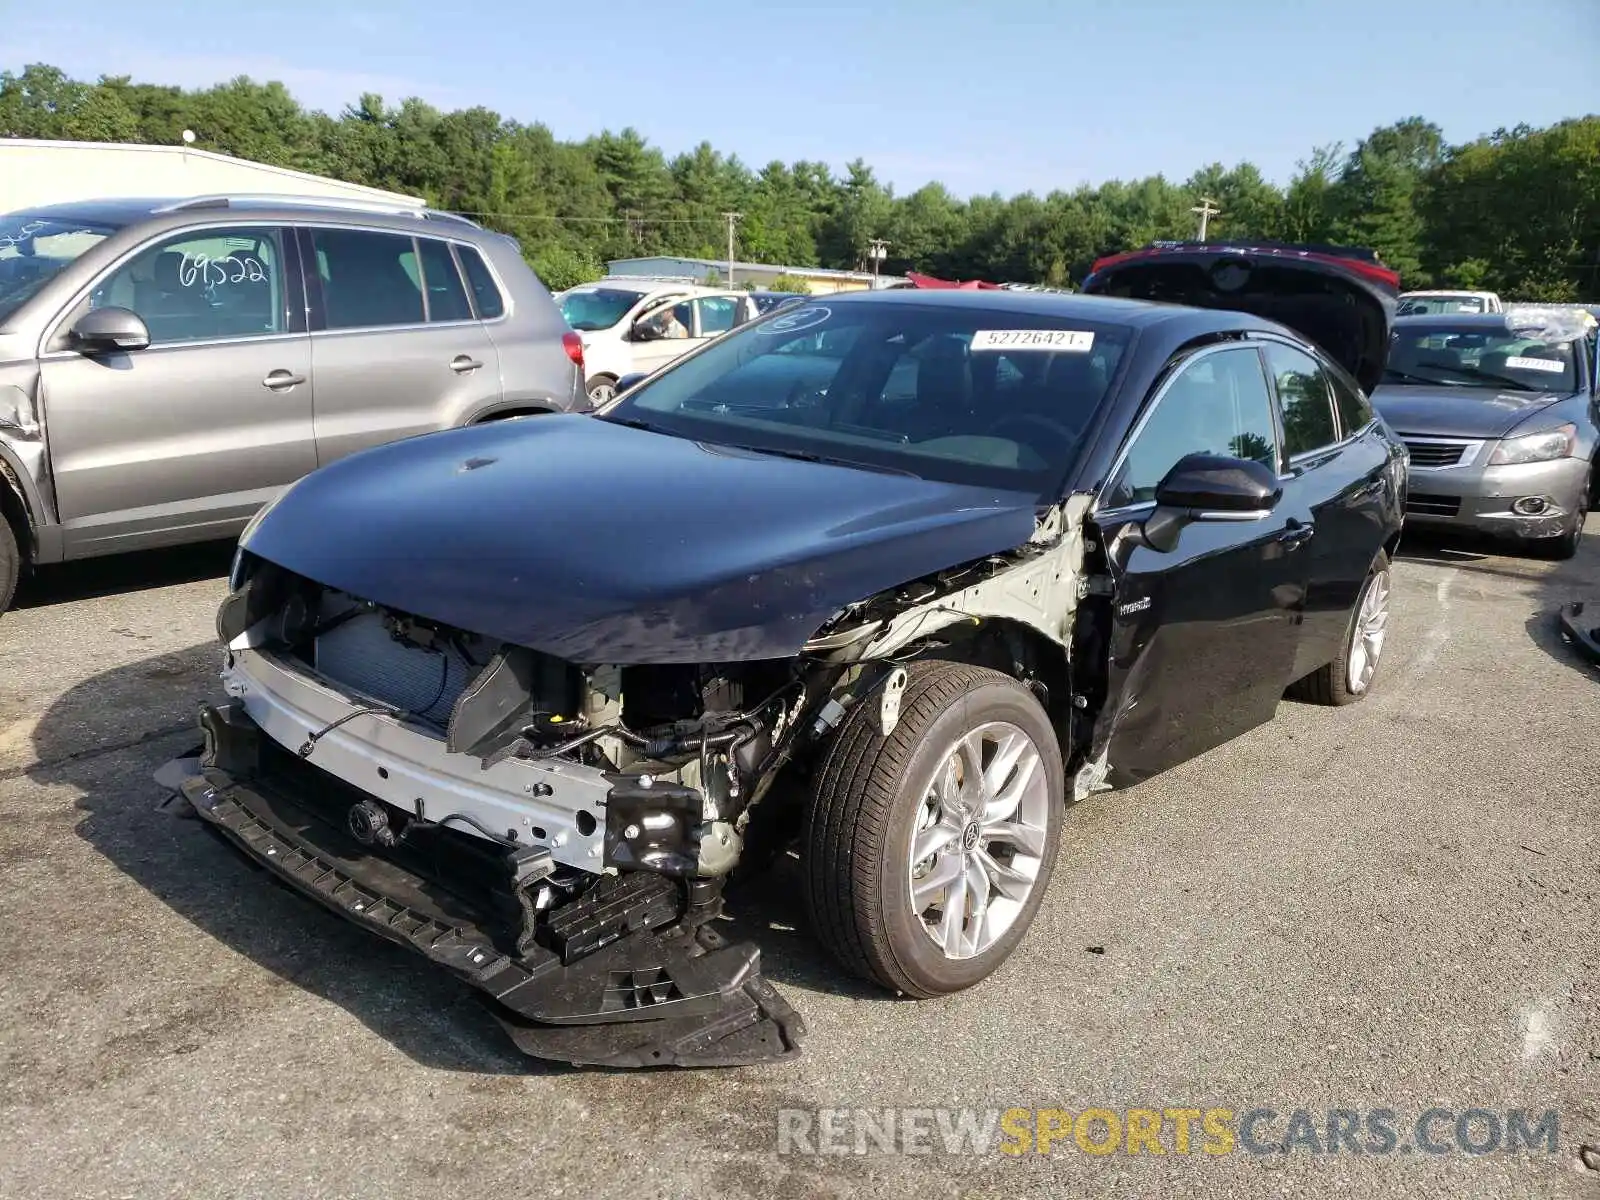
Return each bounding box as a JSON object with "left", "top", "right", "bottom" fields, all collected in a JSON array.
[{"left": 0, "top": 525, "right": 1595, "bottom": 1200}]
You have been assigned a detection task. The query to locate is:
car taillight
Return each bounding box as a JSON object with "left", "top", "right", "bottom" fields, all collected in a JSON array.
[{"left": 561, "top": 330, "right": 584, "bottom": 370}]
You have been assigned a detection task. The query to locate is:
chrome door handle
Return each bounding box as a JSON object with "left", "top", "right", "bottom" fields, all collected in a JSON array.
[
  {"left": 262, "top": 370, "right": 306, "bottom": 391},
  {"left": 1278, "top": 524, "right": 1315, "bottom": 549},
  {"left": 450, "top": 355, "right": 483, "bottom": 373}
]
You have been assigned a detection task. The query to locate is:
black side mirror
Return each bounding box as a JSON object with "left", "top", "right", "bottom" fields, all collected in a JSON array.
[
  {"left": 630, "top": 321, "right": 662, "bottom": 342},
  {"left": 615, "top": 372, "right": 648, "bottom": 395},
  {"left": 69, "top": 306, "right": 150, "bottom": 355},
  {"left": 1135, "top": 452, "right": 1282, "bottom": 552}
]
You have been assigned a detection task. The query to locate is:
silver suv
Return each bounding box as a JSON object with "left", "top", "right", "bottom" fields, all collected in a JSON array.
[{"left": 0, "top": 194, "right": 587, "bottom": 613}]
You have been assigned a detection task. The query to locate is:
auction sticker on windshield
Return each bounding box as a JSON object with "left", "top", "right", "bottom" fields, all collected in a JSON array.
[
  {"left": 971, "top": 329, "right": 1095, "bottom": 352},
  {"left": 1504, "top": 356, "right": 1566, "bottom": 373}
]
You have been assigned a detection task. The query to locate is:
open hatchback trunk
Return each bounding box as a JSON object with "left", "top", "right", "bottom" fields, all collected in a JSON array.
[{"left": 1081, "top": 241, "right": 1400, "bottom": 393}]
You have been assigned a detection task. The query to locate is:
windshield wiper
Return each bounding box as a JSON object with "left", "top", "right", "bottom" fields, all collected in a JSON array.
[
  {"left": 730, "top": 444, "right": 923, "bottom": 478},
  {"left": 601, "top": 415, "right": 667, "bottom": 434},
  {"left": 1383, "top": 370, "right": 1460, "bottom": 387},
  {"left": 1464, "top": 372, "right": 1541, "bottom": 393}
]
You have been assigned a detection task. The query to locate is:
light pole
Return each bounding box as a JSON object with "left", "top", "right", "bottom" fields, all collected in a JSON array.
[
  {"left": 722, "top": 211, "right": 741, "bottom": 288},
  {"left": 867, "top": 238, "right": 888, "bottom": 289}
]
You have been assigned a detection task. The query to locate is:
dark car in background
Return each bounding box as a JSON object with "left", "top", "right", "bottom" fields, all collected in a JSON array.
[
  {"left": 1373, "top": 308, "right": 1599, "bottom": 558},
  {"left": 164, "top": 242, "right": 1406, "bottom": 1068}
]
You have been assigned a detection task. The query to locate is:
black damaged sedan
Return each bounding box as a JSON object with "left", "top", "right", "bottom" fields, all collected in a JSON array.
[{"left": 167, "top": 242, "right": 1409, "bottom": 1067}]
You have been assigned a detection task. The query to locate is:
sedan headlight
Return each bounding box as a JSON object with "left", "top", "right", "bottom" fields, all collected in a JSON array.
[{"left": 1489, "top": 423, "right": 1578, "bottom": 466}]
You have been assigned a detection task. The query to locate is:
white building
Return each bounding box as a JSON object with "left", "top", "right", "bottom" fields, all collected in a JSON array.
[
  {"left": 605, "top": 255, "right": 904, "bottom": 295},
  {"left": 0, "top": 138, "right": 424, "bottom": 213}
]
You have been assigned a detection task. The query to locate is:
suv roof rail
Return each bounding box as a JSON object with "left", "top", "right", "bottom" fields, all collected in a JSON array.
[{"left": 150, "top": 194, "right": 481, "bottom": 228}]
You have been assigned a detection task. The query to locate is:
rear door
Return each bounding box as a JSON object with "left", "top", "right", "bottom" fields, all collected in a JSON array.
[
  {"left": 1093, "top": 344, "right": 1313, "bottom": 785},
  {"left": 39, "top": 222, "right": 316, "bottom": 556},
  {"left": 302, "top": 225, "right": 501, "bottom": 466},
  {"left": 1259, "top": 338, "right": 1395, "bottom": 682}
]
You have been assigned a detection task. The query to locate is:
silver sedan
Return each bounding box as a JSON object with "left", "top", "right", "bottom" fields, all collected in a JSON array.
[{"left": 1372, "top": 310, "right": 1599, "bottom": 558}]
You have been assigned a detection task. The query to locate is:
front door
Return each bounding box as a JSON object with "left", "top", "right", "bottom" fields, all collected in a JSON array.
[
  {"left": 1092, "top": 343, "right": 1314, "bottom": 786},
  {"left": 629, "top": 297, "right": 698, "bottom": 375},
  {"left": 40, "top": 223, "right": 316, "bottom": 557},
  {"left": 301, "top": 226, "right": 501, "bottom": 466}
]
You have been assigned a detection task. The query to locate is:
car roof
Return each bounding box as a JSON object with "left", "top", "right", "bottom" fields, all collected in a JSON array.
[
  {"left": 6, "top": 194, "right": 481, "bottom": 235},
  {"left": 1395, "top": 312, "right": 1516, "bottom": 328},
  {"left": 819, "top": 286, "right": 1255, "bottom": 332},
  {"left": 1400, "top": 289, "right": 1496, "bottom": 297}
]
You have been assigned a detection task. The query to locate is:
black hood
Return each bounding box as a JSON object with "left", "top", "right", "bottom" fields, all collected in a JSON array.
[
  {"left": 241, "top": 415, "right": 1040, "bottom": 663},
  {"left": 1369, "top": 384, "right": 1572, "bottom": 439},
  {"left": 1081, "top": 242, "right": 1399, "bottom": 394}
]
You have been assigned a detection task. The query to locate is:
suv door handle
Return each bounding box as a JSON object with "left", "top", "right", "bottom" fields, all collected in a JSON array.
[
  {"left": 1279, "top": 524, "right": 1315, "bottom": 549},
  {"left": 261, "top": 370, "right": 306, "bottom": 391},
  {"left": 450, "top": 355, "right": 483, "bottom": 373}
]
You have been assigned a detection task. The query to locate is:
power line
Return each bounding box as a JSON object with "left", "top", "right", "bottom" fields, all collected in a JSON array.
[{"left": 449, "top": 210, "right": 736, "bottom": 225}]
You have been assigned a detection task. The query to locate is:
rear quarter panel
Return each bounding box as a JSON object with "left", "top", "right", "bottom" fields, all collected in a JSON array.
[{"left": 471, "top": 239, "right": 584, "bottom": 416}]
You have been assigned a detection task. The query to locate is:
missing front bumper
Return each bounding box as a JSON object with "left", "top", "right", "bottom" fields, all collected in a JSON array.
[{"left": 176, "top": 706, "right": 805, "bottom": 1069}]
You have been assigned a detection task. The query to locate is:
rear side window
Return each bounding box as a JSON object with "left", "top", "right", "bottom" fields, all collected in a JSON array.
[
  {"left": 417, "top": 238, "right": 472, "bottom": 322},
  {"left": 457, "top": 246, "right": 505, "bottom": 319},
  {"left": 1328, "top": 367, "right": 1375, "bottom": 435},
  {"left": 1263, "top": 343, "right": 1338, "bottom": 457},
  {"left": 311, "top": 228, "right": 425, "bottom": 329}
]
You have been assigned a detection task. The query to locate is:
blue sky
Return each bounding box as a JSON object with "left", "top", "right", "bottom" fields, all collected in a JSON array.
[{"left": 8, "top": 0, "right": 1598, "bottom": 197}]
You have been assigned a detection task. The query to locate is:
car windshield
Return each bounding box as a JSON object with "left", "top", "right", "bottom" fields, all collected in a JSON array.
[
  {"left": 0, "top": 213, "right": 118, "bottom": 323},
  {"left": 559, "top": 286, "right": 647, "bottom": 331},
  {"left": 600, "top": 299, "right": 1134, "bottom": 497},
  {"left": 1398, "top": 294, "right": 1488, "bottom": 316},
  {"left": 1384, "top": 325, "right": 1580, "bottom": 392}
]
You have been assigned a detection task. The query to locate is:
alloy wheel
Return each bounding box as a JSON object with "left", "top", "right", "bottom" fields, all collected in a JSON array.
[
  {"left": 906, "top": 721, "right": 1051, "bottom": 960},
  {"left": 1346, "top": 570, "right": 1391, "bottom": 695}
]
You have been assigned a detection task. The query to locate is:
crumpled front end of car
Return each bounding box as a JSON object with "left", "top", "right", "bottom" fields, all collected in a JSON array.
[{"left": 168, "top": 498, "right": 1094, "bottom": 1067}]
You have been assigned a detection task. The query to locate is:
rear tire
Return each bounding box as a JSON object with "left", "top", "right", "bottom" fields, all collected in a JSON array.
[
  {"left": 803, "top": 661, "right": 1064, "bottom": 998},
  {"left": 585, "top": 375, "right": 618, "bottom": 405},
  {"left": 1288, "top": 549, "right": 1391, "bottom": 706},
  {"left": 0, "top": 517, "right": 19, "bottom": 616}
]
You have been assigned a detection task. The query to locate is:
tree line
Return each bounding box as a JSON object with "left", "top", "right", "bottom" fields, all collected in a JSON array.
[{"left": 3, "top": 63, "right": 1596, "bottom": 299}]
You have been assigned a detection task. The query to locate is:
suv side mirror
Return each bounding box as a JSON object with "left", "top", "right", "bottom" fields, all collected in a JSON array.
[
  {"left": 69, "top": 307, "right": 151, "bottom": 355},
  {"left": 1135, "top": 453, "right": 1282, "bottom": 552}
]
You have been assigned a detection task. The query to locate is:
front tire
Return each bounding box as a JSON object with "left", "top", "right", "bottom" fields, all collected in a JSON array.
[
  {"left": 1288, "top": 549, "right": 1391, "bottom": 706},
  {"left": 803, "top": 661, "right": 1064, "bottom": 998},
  {"left": 586, "top": 375, "right": 618, "bottom": 405}
]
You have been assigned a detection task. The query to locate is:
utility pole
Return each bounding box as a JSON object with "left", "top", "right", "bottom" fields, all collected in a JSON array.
[
  {"left": 867, "top": 238, "right": 888, "bottom": 289},
  {"left": 722, "top": 211, "right": 741, "bottom": 288},
  {"left": 1191, "top": 197, "right": 1221, "bottom": 241}
]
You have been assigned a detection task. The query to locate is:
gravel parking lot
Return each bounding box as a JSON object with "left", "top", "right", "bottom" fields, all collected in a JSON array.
[{"left": 1, "top": 524, "right": 1595, "bottom": 1200}]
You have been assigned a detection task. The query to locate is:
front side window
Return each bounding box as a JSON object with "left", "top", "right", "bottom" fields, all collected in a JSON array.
[
  {"left": 1263, "top": 342, "right": 1338, "bottom": 457},
  {"left": 311, "top": 228, "right": 425, "bottom": 330},
  {"left": 85, "top": 225, "right": 285, "bottom": 345},
  {"left": 1106, "top": 346, "right": 1279, "bottom": 507},
  {"left": 0, "top": 213, "right": 119, "bottom": 324},
  {"left": 604, "top": 301, "right": 1134, "bottom": 497}
]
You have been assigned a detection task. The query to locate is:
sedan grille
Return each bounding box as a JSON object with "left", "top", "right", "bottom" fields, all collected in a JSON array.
[
  {"left": 1406, "top": 492, "right": 1462, "bottom": 518},
  {"left": 1401, "top": 439, "right": 1474, "bottom": 469}
]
